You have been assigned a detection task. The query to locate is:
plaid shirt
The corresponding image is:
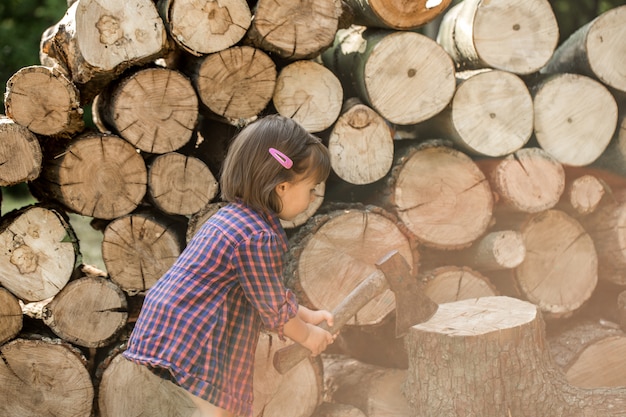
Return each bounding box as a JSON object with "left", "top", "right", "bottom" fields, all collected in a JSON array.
[{"left": 123, "top": 202, "right": 299, "bottom": 417}]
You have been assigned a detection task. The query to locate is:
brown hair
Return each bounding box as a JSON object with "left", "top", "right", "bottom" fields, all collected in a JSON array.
[{"left": 220, "top": 114, "right": 331, "bottom": 214}]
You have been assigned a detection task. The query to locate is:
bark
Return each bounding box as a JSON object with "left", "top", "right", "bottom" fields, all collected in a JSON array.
[
  {"left": 157, "top": 0, "right": 251, "bottom": 56},
  {"left": 322, "top": 27, "right": 456, "bottom": 125},
  {"left": 40, "top": 0, "right": 168, "bottom": 103},
  {"left": 0, "top": 205, "right": 78, "bottom": 302},
  {"left": 101, "top": 210, "right": 186, "bottom": 294},
  {"left": 594, "top": 114, "right": 626, "bottom": 176},
  {"left": 417, "top": 69, "right": 533, "bottom": 157},
  {"left": 286, "top": 205, "right": 418, "bottom": 327},
  {"left": 0, "top": 287, "right": 22, "bottom": 345},
  {"left": 247, "top": 0, "right": 342, "bottom": 60},
  {"left": 33, "top": 131, "right": 148, "bottom": 220},
  {"left": 146, "top": 152, "right": 219, "bottom": 216},
  {"left": 531, "top": 73, "right": 618, "bottom": 166},
  {"left": 96, "top": 67, "right": 198, "bottom": 154},
  {"left": 0, "top": 337, "right": 94, "bottom": 417},
  {"left": 0, "top": 118, "right": 42, "bottom": 186},
  {"left": 42, "top": 276, "right": 128, "bottom": 348},
  {"left": 273, "top": 60, "right": 343, "bottom": 133},
  {"left": 541, "top": 5, "right": 626, "bottom": 93},
  {"left": 4, "top": 65, "right": 84, "bottom": 136},
  {"left": 327, "top": 98, "right": 394, "bottom": 185},
  {"left": 342, "top": 0, "right": 452, "bottom": 30},
  {"left": 97, "top": 351, "right": 195, "bottom": 417},
  {"left": 405, "top": 296, "right": 626, "bottom": 417},
  {"left": 190, "top": 46, "right": 276, "bottom": 124},
  {"left": 481, "top": 147, "right": 565, "bottom": 213},
  {"left": 384, "top": 141, "right": 493, "bottom": 249},
  {"left": 436, "top": 0, "right": 559, "bottom": 74}
]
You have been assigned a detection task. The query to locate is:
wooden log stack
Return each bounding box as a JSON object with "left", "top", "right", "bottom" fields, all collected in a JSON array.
[{"left": 1, "top": 0, "right": 626, "bottom": 416}]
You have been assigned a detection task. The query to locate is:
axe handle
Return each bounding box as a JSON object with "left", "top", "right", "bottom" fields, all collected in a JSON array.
[{"left": 273, "top": 269, "right": 388, "bottom": 375}]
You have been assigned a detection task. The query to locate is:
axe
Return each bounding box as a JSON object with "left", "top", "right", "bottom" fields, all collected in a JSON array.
[{"left": 273, "top": 250, "right": 438, "bottom": 374}]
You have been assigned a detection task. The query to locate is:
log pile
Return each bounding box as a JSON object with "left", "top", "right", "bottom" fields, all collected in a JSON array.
[{"left": 1, "top": 0, "right": 626, "bottom": 416}]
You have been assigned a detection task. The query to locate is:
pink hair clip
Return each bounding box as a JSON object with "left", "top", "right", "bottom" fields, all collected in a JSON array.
[{"left": 269, "top": 147, "right": 293, "bottom": 169}]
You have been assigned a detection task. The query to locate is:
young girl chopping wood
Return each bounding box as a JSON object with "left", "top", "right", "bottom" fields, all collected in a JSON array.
[{"left": 123, "top": 114, "right": 336, "bottom": 417}]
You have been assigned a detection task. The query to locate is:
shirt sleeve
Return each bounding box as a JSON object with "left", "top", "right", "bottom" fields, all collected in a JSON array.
[{"left": 233, "top": 232, "right": 298, "bottom": 338}]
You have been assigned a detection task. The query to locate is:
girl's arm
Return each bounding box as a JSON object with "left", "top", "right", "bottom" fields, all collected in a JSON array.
[{"left": 283, "top": 306, "right": 335, "bottom": 356}]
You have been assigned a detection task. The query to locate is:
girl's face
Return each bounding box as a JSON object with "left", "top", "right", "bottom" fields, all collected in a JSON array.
[{"left": 275, "top": 175, "right": 319, "bottom": 221}]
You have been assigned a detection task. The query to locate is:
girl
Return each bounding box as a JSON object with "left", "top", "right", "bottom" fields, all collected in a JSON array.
[{"left": 123, "top": 115, "right": 336, "bottom": 417}]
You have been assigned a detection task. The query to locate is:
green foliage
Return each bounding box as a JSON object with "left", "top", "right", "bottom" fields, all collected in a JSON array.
[
  {"left": 0, "top": 0, "right": 67, "bottom": 110},
  {"left": 549, "top": 0, "right": 626, "bottom": 44}
]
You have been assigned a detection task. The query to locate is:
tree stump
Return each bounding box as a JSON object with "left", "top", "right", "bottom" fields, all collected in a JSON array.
[
  {"left": 40, "top": 0, "right": 168, "bottom": 102},
  {"left": 418, "top": 69, "right": 533, "bottom": 157},
  {"left": 101, "top": 210, "right": 186, "bottom": 294},
  {"left": 0, "top": 338, "right": 94, "bottom": 417},
  {"left": 542, "top": 5, "right": 626, "bottom": 93},
  {"left": 0, "top": 117, "right": 42, "bottom": 186},
  {"left": 327, "top": 99, "right": 394, "bottom": 185},
  {"left": 405, "top": 296, "right": 626, "bottom": 417},
  {"left": 96, "top": 67, "right": 198, "bottom": 154},
  {"left": 157, "top": 0, "right": 251, "bottom": 56},
  {"left": 273, "top": 60, "right": 343, "bottom": 133},
  {"left": 286, "top": 205, "right": 417, "bottom": 326},
  {"left": 322, "top": 27, "right": 456, "bottom": 125},
  {"left": 4, "top": 65, "right": 84, "bottom": 136},
  {"left": 0, "top": 205, "right": 78, "bottom": 302},
  {"left": 147, "top": 152, "right": 219, "bottom": 216},
  {"left": 190, "top": 46, "right": 276, "bottom": 124},
  {"left": 437, "top": 0, "right": 559, "bottom": 74},
  {"left": 246, "top": 0, "right": 341, "bottom": 60},
  {"left": 42, "top": 276, "right": 128, "bottom": 348},
  {"left": 531, "top": 73, "right": 618, "bottom": 166},
  {"left": 34, "top": 132, "right": 147, "bottom": 220},
  {"left": 385, "top": 141, "right": 493, "bottom": 249},
  {"left": 342, "top": 0, "right": 452, "bottom": 30},
  {"left": 0, "top": 287, "right": 22, "bottom": 345}
]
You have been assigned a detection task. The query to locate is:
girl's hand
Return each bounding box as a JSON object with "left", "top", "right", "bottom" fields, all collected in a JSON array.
[
  {"left": 299, "top": 306, "right": 334, "bottom": 328},
  {"left": 301, "top": 324, "right": 334, "bottom": 356}
]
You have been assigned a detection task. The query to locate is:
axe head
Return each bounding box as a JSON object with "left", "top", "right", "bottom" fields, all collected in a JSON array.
[{"left": 376, "top": 250, "right": 438, "bottom": 337}]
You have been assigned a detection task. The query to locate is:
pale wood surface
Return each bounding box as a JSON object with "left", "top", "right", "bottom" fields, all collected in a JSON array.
[
  {"left": 0, "top": 287, "right": 22, "bottom": 344},
  {"left": 0, "top": 118, "right": 42, "bottom": 186},
  {"left": 343, "top": 0, "right": 452, "bottom": 30}
]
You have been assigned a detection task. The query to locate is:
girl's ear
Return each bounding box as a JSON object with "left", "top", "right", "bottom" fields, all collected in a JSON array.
[{"left": 275, "top": 181, "right": 289, "bottom": 198}]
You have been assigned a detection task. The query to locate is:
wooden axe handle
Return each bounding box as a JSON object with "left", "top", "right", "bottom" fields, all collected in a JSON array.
[{"left": 273, "top": 268, "right": 389, "bottom": 375}]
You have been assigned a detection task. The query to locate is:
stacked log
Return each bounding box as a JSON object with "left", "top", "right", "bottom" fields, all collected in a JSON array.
[{"left": 1, "top": 0, "right": 626, "bottom": 416}]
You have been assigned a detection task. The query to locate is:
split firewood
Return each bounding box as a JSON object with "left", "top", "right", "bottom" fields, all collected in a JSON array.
[
  {"left": 531, "top": 73, "right": 618, "bottom": 166},
  {"left": 384, "top": 141, "right": 493, "bottom": 249},
  {"left": 273, "top": 60, "right": 343, "bottom": 133},
  {"left": 97, "top": 350, "right": 194, "bottom": 417},
  {"left": 40, "top": 0, "right": 169, "bottom": 103},
  {"left": 101, "top": 210, "right": 186, "bottom": 294},
  {"left": 42, "top": 276, "right": 128, "bottom": 348},
  {"left": 419, "top": 230, "right": 526, "bottom": 272},
  {"left": 157, "top": 0, "right": 251, "bottom": 56},
  {"left": 327, "top": 98, "right": 394, "bottom": 185},
  {"left": 415, "top": 69, "right": 533, "bottom": 157},
  {"left": 405, "top": 296, "right": 626, "bottom": 416},
  {"left": 32, "top": 131, "right": 148, "bottom": 220},
  {"left": 0, "top": 205, "right": 78, "bottom": 302},
  {"left": 0, "top": 287, "right": 22, "bottom": 345},
  {"left": 0, "top": 337, "right": 94, "bottom": 417},
  {"left": 437, "top": 0, "right": 559, "bottom": 75},
  {"left": 341, "top": 0, "right": 452, "bottom": 30},
  {"left": 542, "top": 5, "right": 626, "bottom": 93},
  {"left": 322, "top": 26, "right": 456, "bottom": 125},
  {"left": 246, "top": 0, "right": 342, "bottom": 60},
  {"left": 548, "top": 319, "right": 626, "bottom": 388},
  {"left": 4, "top": 65, "right": 84, "bottom": 136},
  {"left": 95, "top": 67, "right": 198, "bottom": 154},
  {"left": 480, "top": 147, "right": 565, "bottom": 214},
  {"left": 189, "top": 46, "right": 276, "bottom": 124},
  {"left": 146, "top": 152, "right": 219, "bottom": 216},
  {"left": 251, "top": 332, "right": 324, "bottom": 417},
  {"left": 0, "top": 117, "right": 42, "bottom": 186},
  {"left": 286, "top": 205, "right": 418, "bottom": 327},
  {"left": 322, "top": 354, "right": 410, "bottom": 417},
  {"left": 513, "top": 210, "right": 598, "bottom": 318}
]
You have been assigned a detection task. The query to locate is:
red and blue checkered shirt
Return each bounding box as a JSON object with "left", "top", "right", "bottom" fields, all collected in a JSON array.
[{"left": 123, "top": 202, "right": 299, "bottom": 416}]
